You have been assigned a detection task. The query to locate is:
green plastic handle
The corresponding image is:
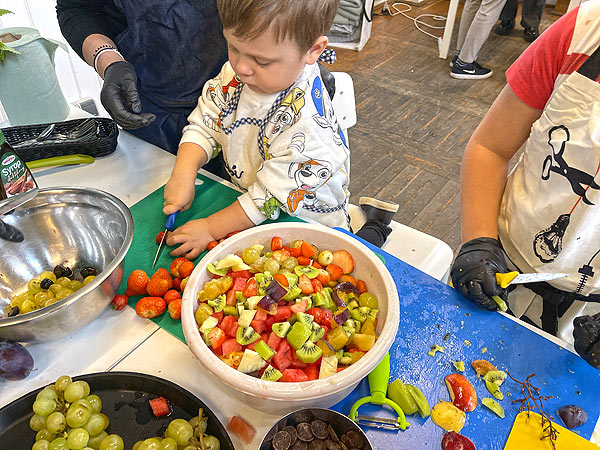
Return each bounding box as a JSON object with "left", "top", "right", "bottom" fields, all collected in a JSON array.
[
  {"left": 26, "top": 154, "right": 94, "bottom": 169},
  {"left": 367, "top": 353, "right": 390, "bottom": 405}
]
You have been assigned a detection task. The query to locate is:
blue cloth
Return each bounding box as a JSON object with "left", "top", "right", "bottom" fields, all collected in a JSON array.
[{"left": 112, "top": 0, "right": 228, "bottom": 153}]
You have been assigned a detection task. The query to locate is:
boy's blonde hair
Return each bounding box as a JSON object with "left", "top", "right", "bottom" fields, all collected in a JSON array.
[{"left": 217, "top": 0, "right": 340, "bottom": 52}]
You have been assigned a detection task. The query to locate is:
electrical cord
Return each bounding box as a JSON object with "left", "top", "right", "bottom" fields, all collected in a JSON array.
[{"left": 381, "top": 1, "right": 446, "bottom": 40}]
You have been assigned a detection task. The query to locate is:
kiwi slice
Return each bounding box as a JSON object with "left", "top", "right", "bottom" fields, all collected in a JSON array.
[
  {"left": 388, "top": 380, "right": 418, "bottom": 415},
  {"left": 294, "top": 265, "right": 320, "bottom": 279},
  {"left": 297, "top": 311, "right": 314, "bottom": 327},
  {"left": 335, "top": 349, "right": 344, "bottom": 361},
  {"left": 207, "top": 294, "right": 226, "bottom": 313},
  {"left": 347, "top": 300, "right": 359, "bottom": 310},
  {"left": 272, "top": 321, "right": 291, "bottom": 338},
  {"left": 286, "top": 322, "right": 312, "bottom": 350},
  {"left": 236, "top": 326, "right": 261, "bottom": 345},
  {"left": 485, "top": 380, "right": 504, "bottom": 400},
  {"left": 207, "top": 262, "right": 228, "bottom": 277},
  {"left": 350, "top": 306, "right": 371, "bottom": 323},
  {"left": 339, "top": 353, "right": 353, "bottom": 365},
  {"left": 310, "top": 322, "right": 325, "bottom": 342},
  {"left": 406, "top": 384, "right": 431, "bottom": 418},
  {"left": 296, "top": 340, "right": 323, "bottom": 364},
  {"left": 482, "top": 397, "right": 505, "bottom": 418},
  {"left": 261, "top": 365, "right": 283, "bottom": 381},
  {"left": 483, "top": 370, "right": 507, "bottom": 386}
]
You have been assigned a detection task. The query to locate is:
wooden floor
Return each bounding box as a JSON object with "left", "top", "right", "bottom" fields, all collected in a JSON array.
[{"left": 330, "top": 1, "right": 559, "bottom": 252}]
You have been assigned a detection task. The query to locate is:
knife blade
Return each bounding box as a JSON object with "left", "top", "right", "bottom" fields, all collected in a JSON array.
[
  {"left": 152, "top": 211, "right": 179, "bottom": 269},
  {"left": 496, "top": 271, "right": 569, "bottom": 288}
]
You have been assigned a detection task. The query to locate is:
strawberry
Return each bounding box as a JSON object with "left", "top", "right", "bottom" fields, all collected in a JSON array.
[
  {"left": 127, "top": 270, "right": 150, "bottom": 296},
  {"left": 297, "top": 256, "right": 311, "bottom": 266},
  {"left": 170, "top": 257, "right": 188, "bottom": 278},
  {"left": 207, "top": 240, "right": 219, "bottom": 250},
  {"left": 168, "top": 298, "right": 182, "bottom": 319},
  {"left": 331, "top": 250, "right": 354, "bottom": 274},
  {"left": 155, "top": 231, "right": 168, "bottom": 245},
  {"left": 316, "top": 269, "right": 330, "bottom": 285},
  {"left": 298, "top": 274, "right": 314, "bottom": 294},
  {"left": 146, "top": 277, "right": 170, "bottom": 297},
  {"left": 338, "top": 274, "right": 357, "bottom": 287},
  {"left": 326, "top": 264, "right": 343, "bottom": 282},
  {"left": 163, "top": 289, "right": 181, "bottom": 304},
  {"left": 272, "top": 249, "right": 291, "bottom": 262},
  {"left": 301, "top": 241, "right": 317, "bottom": 258},
  {"left": 149, "top": 397, "right": 171, "bottom": 417},
  {"left": 111, "top": 294, "right": 128, "bottom": 311},
  {"left": 152, "top": 268, "right": 173, "bottom": 289},
  {"left": 273, "top": 273, "right": 289, "bottom": 288},
  {"left": 286, "top": 246, "right": 301, "bottom": 258},
  {"left": 271, "top": 236, "right": 283, "bottom": 251},
  {"left": 178, "top": 260, "right": 195, "bottom": 278},
  {"left": 311, "top": 279, "right": 323, "bottom": 292},
  {"left": 135, "top": 297, "right": 166, "bottom": 319},
  {"left": 357, "top": 279, "right": 368, "bottom": 294},
  {"left": 242, "top": 278, "right": 258, "bottom": 297},
  {"left": 173, "top": 277, "right": 182, "bottom": 291}
]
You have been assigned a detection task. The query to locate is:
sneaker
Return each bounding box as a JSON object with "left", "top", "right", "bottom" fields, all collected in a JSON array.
[
  {"left": 523, "top": 27, "right": 539, "bottom": 43},
  {"left": 450, "top": 59, "right": 493, "bottom": 80},
  {"left": 449, "top": 53, "right": 459, "bottom": 68},
  {"left": 359, "top": 197, "right": 399, "bottom": 226},
  {"left": 495, "top": 20, "right": 515, "bottom": 35}
]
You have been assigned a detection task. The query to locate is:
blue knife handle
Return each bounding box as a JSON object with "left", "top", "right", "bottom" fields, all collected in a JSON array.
[{"left": 165, "top": 211, "right": 179, "bottom": 231}]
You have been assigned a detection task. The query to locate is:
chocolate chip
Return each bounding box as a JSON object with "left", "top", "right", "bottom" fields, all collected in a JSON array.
[
  {"left": 324, "top": 440, "right": 341, "bottom": 450},
  {"left": 339, "top": 442, "right": 349, "bottom": 450},
  {"left": 297, "top": 422, "right": 314, "bottom": 442},
  {"left": 327, "top": 425, "right": 339, "bottom": 442},
  {"left": 343, "top": 430, "right": 364, "bottom": 449},
  {"left": 308, "top": 440, "right": 326, "bottom": 450},
  {"left": 273, "top": 431, "right": 292, "bottom": 450},
  {"left": 291, "top": 441, "right": 308, "bottom": 450},
  {"left": 283, "top": 425, "right": 298, "bottom": 445},
  {"left": 311, "top": 420, "right": 328, "bottom": 440}
]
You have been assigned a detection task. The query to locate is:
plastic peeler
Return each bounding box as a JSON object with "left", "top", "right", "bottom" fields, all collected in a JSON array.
[
  {"left": 348, "top": 354, "right": 410, "bottom": 431},
  {"left": 152, "top": 211, "right": 179, "bottom": 268}
]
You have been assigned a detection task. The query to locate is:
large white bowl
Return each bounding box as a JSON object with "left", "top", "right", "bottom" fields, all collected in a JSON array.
[{"left": 182, "top": 223, "right": 399, "bottom": 414}]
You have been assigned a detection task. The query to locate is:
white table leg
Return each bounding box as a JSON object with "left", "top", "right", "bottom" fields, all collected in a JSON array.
[{"left": 440, "top": 0, "right": 461, "bottom": 59}]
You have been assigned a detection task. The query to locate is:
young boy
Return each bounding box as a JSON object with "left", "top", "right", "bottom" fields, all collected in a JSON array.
[{"left": 163, "top": 0, "right": 397, "bottom": 259}]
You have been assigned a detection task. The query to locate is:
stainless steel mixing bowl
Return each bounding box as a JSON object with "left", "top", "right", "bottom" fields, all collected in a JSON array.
[{"left": 0, "top": 187, "right": 133, "bottom": 342}]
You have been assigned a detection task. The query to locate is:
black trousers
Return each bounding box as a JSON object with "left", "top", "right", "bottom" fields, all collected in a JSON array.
[{"left": 499, "top": 0, "right": 545, "bottom": 29}]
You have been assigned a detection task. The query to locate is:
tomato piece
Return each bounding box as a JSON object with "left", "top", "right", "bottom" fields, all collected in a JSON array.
[
  {"left": 227, "top": 416, "right": 256, "bottom": 444},
  {"left": 273, "top": 273, "right": 289, "bottom": 288},
  {"left": 271, "top": 236, "right": 283, "bottom": 251},
  {"left": 242, "top": 278, "right": 258, "bottom": 297}
]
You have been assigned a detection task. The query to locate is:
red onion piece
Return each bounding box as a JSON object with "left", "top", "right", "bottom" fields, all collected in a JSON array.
[
  {"left": 334, "top": 308, "right": 350, "bottom": 325},
  {"left": 331, "top": 290, "right": 347, "bottom": 308},
  {"left": 265, "top": 280, "right": 287, "bottom": 302}
]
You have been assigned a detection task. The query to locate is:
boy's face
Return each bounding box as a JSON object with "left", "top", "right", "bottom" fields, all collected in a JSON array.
[{"left": 224, "top": 26, "right": 319, "bottom": 94}]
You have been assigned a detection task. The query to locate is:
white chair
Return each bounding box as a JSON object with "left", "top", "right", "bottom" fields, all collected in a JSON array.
[{"left": 332, "top": 72, "right": 454, "bottom": 283}]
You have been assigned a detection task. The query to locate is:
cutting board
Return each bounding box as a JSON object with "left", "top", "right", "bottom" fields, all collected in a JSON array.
[
  {"left": 118, "top": 173, "right": 301, "bottom": 340},
  {"left": 505, "top": 411, "right": 599, "bottom": 449},
  {"left": 330, "top": 230, "right": 600, "bottom": 450}
]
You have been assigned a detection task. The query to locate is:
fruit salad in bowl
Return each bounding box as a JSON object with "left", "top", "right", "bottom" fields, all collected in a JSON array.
[{"left": 182, "top": 223, "right": 399, "bottom": 413}]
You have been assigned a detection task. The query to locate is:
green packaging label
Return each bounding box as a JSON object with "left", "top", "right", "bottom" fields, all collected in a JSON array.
[{"left": 1, "top": 151, "right": 36, "bottom": 199}]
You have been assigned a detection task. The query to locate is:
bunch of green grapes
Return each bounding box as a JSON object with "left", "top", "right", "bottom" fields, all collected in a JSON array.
[
  {"left": 131, "top": 409, "right": 220, "bottom": 450},
  {"left": 29, "top": 375, "right": 123, "bottom": 450}
]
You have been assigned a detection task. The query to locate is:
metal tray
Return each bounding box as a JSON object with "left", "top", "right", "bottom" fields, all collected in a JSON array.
[{"left": 0, "top": 371, "right": 234, "bottom": 449}]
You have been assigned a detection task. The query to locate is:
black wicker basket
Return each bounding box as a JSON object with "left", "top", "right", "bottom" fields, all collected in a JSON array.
[{"left": 2, "top": 118, "right": 119, "bottom": 162}]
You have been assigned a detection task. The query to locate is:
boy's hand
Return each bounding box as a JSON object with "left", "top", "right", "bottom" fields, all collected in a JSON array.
[
  {"left": 163, "top": 173, "right": 196, "bottom": 215},
  {"left": 450, "top": 237, "right": 509, "bottom": 310},
  {"left": 166, "top": 218, "right": 216, "bottom": 260},
  {"left": 574, "top": 313, "right": 600, "bottom": 369}
]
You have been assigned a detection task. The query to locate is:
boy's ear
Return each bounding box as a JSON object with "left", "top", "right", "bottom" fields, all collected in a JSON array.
[{"left": 304, "top": 36, "right": 329, "bottom": 65}]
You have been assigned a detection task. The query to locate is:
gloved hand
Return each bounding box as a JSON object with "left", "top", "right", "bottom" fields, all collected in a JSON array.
[
  {"left": 0, "top": 219, "right": 23, "bottom": 242},
  {"left": 318, "top": 62, "right": 336, "bottom": 100},
  {"left": 100, "top": 61, "right": 156, "bottom": 129},
  {"left": 450, "top": 237, "right": 508, "bottom": 310},
  {"left": 573, "top": 312, "right": 600, "bottom": 369}
]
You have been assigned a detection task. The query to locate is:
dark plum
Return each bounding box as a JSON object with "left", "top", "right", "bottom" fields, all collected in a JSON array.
[
  {"left": 40, "top": 278, "right": 53, "bottom": 290},
  {"left": 7, "top": 306, "right": 19, "bottom": 317},
  {"left": 54, "top": 264, "right": 73, "bottom": 279},
  {"left": 80, "top": 267, "right": 98, "bottom": 278},
  {"left": 558, "top": 405, "right": 587, "bottom": 429},
  {"left": 0, "top": 339, "right": 34, "bottom": 380}
]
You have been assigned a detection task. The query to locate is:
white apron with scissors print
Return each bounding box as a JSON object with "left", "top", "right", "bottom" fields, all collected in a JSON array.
[{"left": 498, "top": 37, "right": 600, "bottom": 344}]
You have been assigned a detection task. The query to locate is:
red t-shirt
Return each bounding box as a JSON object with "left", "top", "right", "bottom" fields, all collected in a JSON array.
[{"left": 506, "top": 4, "right": 600, "bottom": 110}]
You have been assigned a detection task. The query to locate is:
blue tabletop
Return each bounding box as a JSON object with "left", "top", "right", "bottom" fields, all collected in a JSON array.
[{"left": 331, "top": 229, "right": 600, "bottom": 449}]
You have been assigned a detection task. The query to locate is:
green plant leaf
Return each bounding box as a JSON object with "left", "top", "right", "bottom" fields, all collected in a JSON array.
[
  {"left": 0, "top": 42, "right": 19, "bottom": 55},
  {"left": 0, "top": 9, "right": 14, "bottom": 17}
]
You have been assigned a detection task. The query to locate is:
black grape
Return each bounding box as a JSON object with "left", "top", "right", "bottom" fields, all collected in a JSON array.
[{"left": 0, "top": 339, "right": 34, "bottom": 380}]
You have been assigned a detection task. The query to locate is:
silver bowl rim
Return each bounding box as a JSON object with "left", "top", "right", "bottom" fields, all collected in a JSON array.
[
  {"left": 258, "top": 407, "right": 372, "bottom": 448},
  {"left": 0, "top": 186, "right": 134, "bottom": 326}
]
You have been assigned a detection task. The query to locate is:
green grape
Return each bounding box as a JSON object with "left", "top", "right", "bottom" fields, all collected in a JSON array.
[
  {"left": 67, "top": 428, "right": 90, "bottom": 449},
  {"left": 33, "top": 291, "right": 52, "bottom": 305},
  {"left": 48, "top": 437, "right": 69, "bottom": 450},
  {"left": 30, "top": 414, "right": 47, "bottom": 431},
  {"left": 281, "top": 257, "right": 298, "bottom": 270},
  {"left": 36, "top": 429, "right": 56, "bottom": 442},
  {"left": 32, "top": 440, "right": 49, "bottom": 450},
  {"left": 66, "top": 403, "right": 91, "bottom": 428},
  {"left": 165, "top": 419, "right": 193, "bottom": 446},
  {"left": 83, "top": 275, "right": 96, "bottom": 286},
  {"left": 56, "top": 277, "right": 71, "bottom": 287},
  {"left": 55, "top": 375, "right": 72, "bottom": 393},
  {"left": 40, "top": 271, "right": 57, "bottom": 283},
  {"left": 86, "top": 395, "right": 102, "bottom": 413},
  {"left": 48, "top": 284, "right": 63, "bottom": 295},
  {"left": 138, "top": 438, "right": 161, "bottom": 450},
  {"left": 28, "top": 279, "right": 42, "bottom": 294},
  {"left": 204, "top": 435, "right": 220, "bottom": 450},
  {"left": 86, "top": 431, "right": 108, "bottom": 450},
  {"left": 73, "top": 398, "right": 93, "bottom": 410},
  {"left": 55, "top": 288, "right": 74, "bottom": 300},
  {"left": 33, "top": 399, "right": 57, "bottom": 417},
  {"left": 98, "top": 434, "right": 124, "bottom": 450},
  {"left": 37, "top": 387, "right": 58, "bottom": 402},
  {"left": 181, "top": 446, "right": 196, "bottom": 450},
  {"left": 263, "top": 258, "right": 280, "bottom": 274},
  {"left": 132, "top": 442, "right": 143, "bottom": 450},
  {"left": 250, "top": 256, "right": 267, "bottom": 272},
  {"left": 242, "top": 247, "right": 259, "bottom": 264},
  {"left": 45, "top": 412, "right": 66, "bottom": 434},
  {"left": 44, "top": 298, "right": 61, "bottom": 307},
  {"left": 83, "top": 413, "right": 106, "bottom": 436},
  {"left": 20, "top": 299, "right": 37, "bottom": 313},
  {"left": 99, "top": 413, "right": 109, "bottom": 429},
  {"left": 160, "top": 437, "right": 177, "bottom": 450},
  {"left": 358, "top": 292, "right": 378, "bottom": 309},
  {"left": 67, "top": 280, "right": 84, "bottom": 291},
  {"left": 64, "top": 381, "right": 87, "bottom": 402}
]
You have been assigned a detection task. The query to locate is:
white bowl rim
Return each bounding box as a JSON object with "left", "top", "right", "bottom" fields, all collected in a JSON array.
[{"left": 181, "top": 223, "right": 399, "bottom": 401}]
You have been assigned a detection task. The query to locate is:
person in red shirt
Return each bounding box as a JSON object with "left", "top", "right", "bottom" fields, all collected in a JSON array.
[{"left": 450, "top": 3, "right": 600, "bottom": 369}]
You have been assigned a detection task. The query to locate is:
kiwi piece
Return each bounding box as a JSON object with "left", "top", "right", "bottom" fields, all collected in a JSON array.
[
  {"left": 297, "top": 311, "right": 314, "bottom": 327},
  {"left": 483, "top": 370, "right": 507, "bottom": 386},
  {"left": 482, "top": 398, "right": 505, "bottom": 418},
  {"left": 294, "top": 265, "right": 320, "bottom": 279},
  {"left": 296, "top": 340, "right": 323, "bottom": 364},
  {"left": 207, "top": 263, "right": 228, "bottom": 277},
  {"left": 261, "top": 365, "right": 283, "bottom": 382},
  {"left": 339, "top": 353, "right": 353, "bottom": 365},
  {"left": 287, "top": 322, "right": 312, "bottom": 349},
  {"left": 335, "top": 349, "right": 344, "bottom": 361},
  {"left": 350, "top": 306, "right": 371, "bottom": 323},
  {"left": 367, "top": 308, "right": 378, "bottom": 323},
  {"left": 388, "top": 380, "right": 418, "bottom": 415},
  {"left": 485, "top": 380, "right": 504, "bottom": 400},
  {"left": 223, "top": 305, "right": 238, "bottom": 317},
  {"left": 254, "top": 340, "right": 276, "bottom": 361},
  {"left": 406, "top": 384, "right": 431, "bottom": 418},
  {"left": 272, "top": 321, "right": 291, "bottom": 338},
  {"left": 310, "top": 322, "right": 325, "bottom": 342},
  {"left": 207, "top": 294, "right": 226, "bottom": 313},
  {"left": 236, "top": 326, "right": 261, "bottom": 346}
]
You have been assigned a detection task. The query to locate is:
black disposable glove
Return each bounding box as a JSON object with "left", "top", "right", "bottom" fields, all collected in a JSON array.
[
  {"left": 0, "top": 219, "right": 23, "bottom": 242},
  {"left": 450, "top": 237, "right": 509, "bottom": 310},
  {"left": 573, "top": 312, "right": 600, "bottom": 369},
  {"left": 100, "top": 61, "right": 156, "bottom": 130},
  {"left": 318, "top": 62, "right": 336, "bottom": 100}
]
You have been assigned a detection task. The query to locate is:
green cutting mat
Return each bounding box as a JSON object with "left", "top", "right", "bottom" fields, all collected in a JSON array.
[{"left": 118, "top": 173, "right": 302, "bottom": 341}]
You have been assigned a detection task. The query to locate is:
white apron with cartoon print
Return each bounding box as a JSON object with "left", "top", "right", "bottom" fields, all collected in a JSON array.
[{"left": 498, "top": 24, "right": 600, "bottom": 343}]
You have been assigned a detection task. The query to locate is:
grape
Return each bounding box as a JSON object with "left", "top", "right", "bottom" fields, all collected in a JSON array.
[
  {"left": 165, "top": 419, "right": 193, "bottom": 446},
  {"left": 40, "top": 271, "right": 57, "bottom": 283},
  {"left": 83, "top": 276, "right": 96, "bottom": 286},
  {"left": 55, "top": 288, "right": 74, "bottom": 300},
  {"left": 67, "top": 280, "right": 84, "bottom": 291},
  {"left": 30, "top": 414, "right": 47, "bottom": 431},
  {"left": 83, "top": 413, "right": 106, "bottom": 436},
  {"left": 204, "top": 435, "right": 220, "bottom": 450},
  {"left": 160, "top": 437, "right": 177, "bottom": 450},
  {"left": 36, "top": 429, "right": 56, "bottom": 442},
  {"left": 99, "top": 413, "right": 110, "bottom": 429},
  {"left": 33, "top": 399, "right": 57, "bottom": 417},
  {"left": 45, "top": 412, "right": 66, "bottom": 434},
  {"left": 132, "top": 442, "right": 143, "bottom": 450},
  {"left": 242, "top": 247, "right": 259, "bottom": 264},
  {"left": 250, "top": 256, "right": 267, "bottom": 272},
  {"left": 281, "top": 257, "right": 298, "bottom": 270},
  {"left": 55, "top": 375, "right": 72, "bottom": 393},
  {"left": 48, "top": 437, "right": 69, "bottom": 450},
  {"left": 86, "top": 431, "right": 108, "bottom": 449},
  {"left": 98, "top": 434, "right": 124, "bottom": 450},
  {"left": 86, "top": 395, "right": 102, "bottom": 413},
  {"left": 32, "top": 440, "right": 50, "bottom": 450},
  {"left": 138, "top": 438, "right": 161, "bottom": 450},
  {"left": 56, "top": 277, "right": 71, "bottom": 287},
  {"left": 358, "top": 292, "right": 378, "bottom": 309},
  {"left": 66, "top": 403, "right": 92, "bottom": 428},
  {"left": 263, "top": 258, "right": 280, "bottom": 274},
  {"left": 64, "top": 381, "right": 88, "bottom": 402},
  {"left": 28, "top": 279, "right": 42, "bottom": 294},
  {"left": 49, "top": 284, "right": 63, "bottom": 295},
  {"left": 67, "top": 428, "right": 90, "bottom": 449},
  {"left": 37, "top": 387, "right": 58, "bottom": 402},
  {"left": 34, "top": 292, "right": 52, "bottom": 305},
  {"left": 0, "top": 339, "right": 34, "bottom": 380},
  {"left": 20, "top": 299, "right": 37, "bottom": 313}
]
